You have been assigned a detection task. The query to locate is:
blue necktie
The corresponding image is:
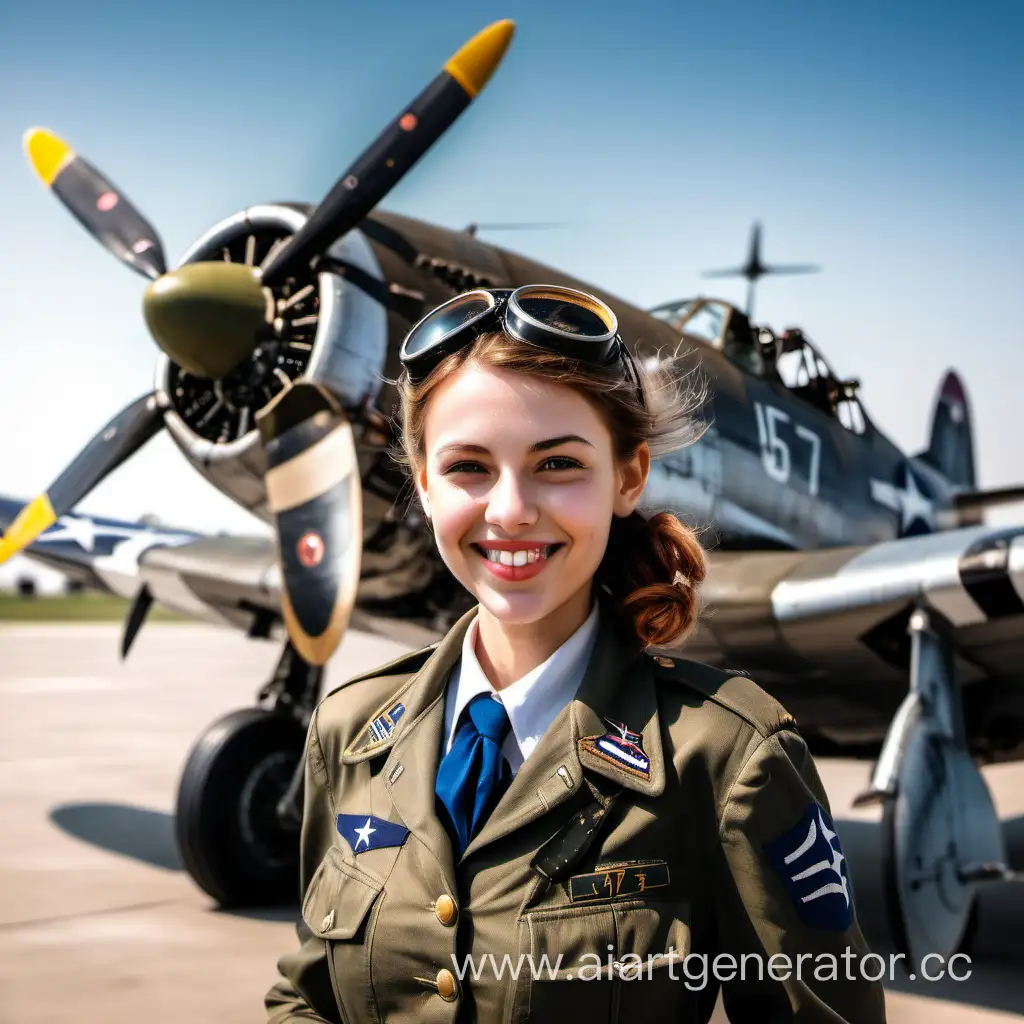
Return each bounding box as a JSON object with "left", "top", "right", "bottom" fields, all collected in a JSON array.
[{"left": 436, "top": 693, "right": 513, "bottom": 856}]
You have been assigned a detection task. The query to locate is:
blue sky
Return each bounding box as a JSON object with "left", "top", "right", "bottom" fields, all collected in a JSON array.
[{"left": 0, "top": 0, "right": 1021, "bottom": 545}]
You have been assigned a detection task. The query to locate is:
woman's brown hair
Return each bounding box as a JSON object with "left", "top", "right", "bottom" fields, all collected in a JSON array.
[{"left": 392, "top": 325, "right": 708, "bottom": 651}]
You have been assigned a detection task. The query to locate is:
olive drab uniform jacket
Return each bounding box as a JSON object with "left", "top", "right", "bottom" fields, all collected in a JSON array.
[{"left": 266, "top": 603, "right": 886, "bottom": 1023}]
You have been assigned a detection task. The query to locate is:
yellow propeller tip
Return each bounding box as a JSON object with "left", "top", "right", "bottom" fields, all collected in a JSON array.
[
  {"left": 23, "top": 127, "right": 74, "bottom": 187},
  {"left": 0, "top": 493, "right": 57, "bottom": 565},
  {"left": 444, "top": 19, "right": 516, "bottom": 98}
]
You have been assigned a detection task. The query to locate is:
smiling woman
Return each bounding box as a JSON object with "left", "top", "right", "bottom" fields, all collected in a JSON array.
[
  {"left": 397, "top": 309, "right": 709, "bottom": 666},
  {"left": 265, "top": 287, "right": 885, "bottom": 1024}
]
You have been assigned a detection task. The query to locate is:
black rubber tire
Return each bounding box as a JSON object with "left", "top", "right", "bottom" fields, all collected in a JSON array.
[{"left": 175, "top": 707, "right": 304, "bottom": 908}]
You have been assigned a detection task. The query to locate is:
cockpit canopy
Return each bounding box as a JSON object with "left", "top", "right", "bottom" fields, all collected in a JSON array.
[
  {"left": 649, "top": 298, "right": 766, "bottom": 376},
  {"left": 648, "top": 297, "right": 868, "bottom": 434}
]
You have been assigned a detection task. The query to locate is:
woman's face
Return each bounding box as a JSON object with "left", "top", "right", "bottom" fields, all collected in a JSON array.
[{"left": 415, "top": 361, "right": 649, "bottom": 627}]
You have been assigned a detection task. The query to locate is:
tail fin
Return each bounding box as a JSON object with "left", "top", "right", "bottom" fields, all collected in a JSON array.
[{"left": 919, "top": 370, "right": 976, "bottom": 488}]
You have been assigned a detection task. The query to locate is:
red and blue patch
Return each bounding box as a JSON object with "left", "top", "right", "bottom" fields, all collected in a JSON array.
[{"left": 581, "top": 718, "right": 651, "bottom": 777}]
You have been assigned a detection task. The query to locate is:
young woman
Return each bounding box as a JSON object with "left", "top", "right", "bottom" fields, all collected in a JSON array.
[{"left": 266, "top": 286, "right": 885, "bottom": 1023}]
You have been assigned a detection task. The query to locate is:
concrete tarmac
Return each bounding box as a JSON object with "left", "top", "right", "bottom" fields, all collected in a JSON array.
[{"left": 1, "top": 623, "right": 1022, "bottom": 1023}]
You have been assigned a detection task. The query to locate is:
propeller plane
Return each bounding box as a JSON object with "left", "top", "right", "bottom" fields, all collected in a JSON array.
[{"left": 4, "top": 17, "right": 1024, "bottom": 973}]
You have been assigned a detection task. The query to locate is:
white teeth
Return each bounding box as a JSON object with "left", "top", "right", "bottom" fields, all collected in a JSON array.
[{"left": 480, "top": 545, "right": 558, "bottom": 566}]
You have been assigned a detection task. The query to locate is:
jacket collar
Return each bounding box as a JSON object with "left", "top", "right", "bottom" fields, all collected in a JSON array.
[
  {"left": 342, "top": 596, "right": 666, "bottom": 865},
  {"left": 463, "top": 597, "right": 665, "bottom": 860}
]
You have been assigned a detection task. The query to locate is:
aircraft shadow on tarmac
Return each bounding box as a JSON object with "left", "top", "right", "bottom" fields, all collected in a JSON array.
[
  {"left": 48, "top": 802, "right": 298, "bottom": 922},
  {"left": 47, "top": 802, "right": 1024, "bottom": 1010}
]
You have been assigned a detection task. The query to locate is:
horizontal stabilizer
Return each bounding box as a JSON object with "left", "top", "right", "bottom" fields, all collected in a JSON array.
[{"left": 954, "top": 485, "right": 1024, "bottom": 515}]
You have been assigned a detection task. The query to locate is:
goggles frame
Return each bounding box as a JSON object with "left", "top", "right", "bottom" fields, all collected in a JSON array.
[{"left": 399, "top": 284, "right": 644, "bottom": 404}]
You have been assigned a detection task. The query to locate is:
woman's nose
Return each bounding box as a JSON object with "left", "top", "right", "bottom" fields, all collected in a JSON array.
[{"left": 485, "top": 471, "right": 538, "bottom": 530}]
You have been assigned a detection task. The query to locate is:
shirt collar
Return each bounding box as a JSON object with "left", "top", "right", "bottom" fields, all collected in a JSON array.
[{"left": 444, "top": 601, "right": 600, "bottom": 769}]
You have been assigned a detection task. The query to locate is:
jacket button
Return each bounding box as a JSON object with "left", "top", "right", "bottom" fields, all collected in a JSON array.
[
  {"left": 434, "top": 894, "right": 457, "bottom": 926},
  {"left": 653, "top": 655, "right": 675, "bottom": 668},
  {"left": 436, "top": 968, "right": 459, "bottom": 1001},
  {"left": 320, "top": 910, "right": 334, "bottom": 931}
]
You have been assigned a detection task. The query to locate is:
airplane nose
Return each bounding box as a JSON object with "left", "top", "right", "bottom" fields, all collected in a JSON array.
[{"left": 143, "top": 262, "right": 274, "bottom": 379}]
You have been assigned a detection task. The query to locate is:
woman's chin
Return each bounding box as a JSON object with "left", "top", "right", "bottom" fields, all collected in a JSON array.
[{"left": 474, "top": 587, "right": 559, "bottom": 626}]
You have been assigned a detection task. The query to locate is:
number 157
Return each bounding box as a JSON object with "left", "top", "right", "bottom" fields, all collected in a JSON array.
[{"left": 753, "top": 402, "right": 821, "bottom": 497}]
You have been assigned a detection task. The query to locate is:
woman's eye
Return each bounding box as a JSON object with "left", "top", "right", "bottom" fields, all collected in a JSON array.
[
  {"left": 540, "top": 456, "right": 583, "bottom": 471},
  {"left": 443, "top": 461, "right": 487, "bottom": 475}
]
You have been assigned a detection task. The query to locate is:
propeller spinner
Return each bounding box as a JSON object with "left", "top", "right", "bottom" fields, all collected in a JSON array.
[{"left": 1, "top": 19, "right": 516, "bottom": 665}]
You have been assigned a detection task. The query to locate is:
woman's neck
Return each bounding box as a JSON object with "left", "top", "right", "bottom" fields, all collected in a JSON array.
[{"left": 473, "top": 585, "right": 594, "bottom": 692}]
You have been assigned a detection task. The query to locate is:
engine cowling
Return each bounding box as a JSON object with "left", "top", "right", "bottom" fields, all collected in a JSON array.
[{"left": 153, "top": 204, "right": 388, "bottom": 520}]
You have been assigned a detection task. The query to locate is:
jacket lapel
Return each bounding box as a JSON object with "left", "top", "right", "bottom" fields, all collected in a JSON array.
[
  {"left": 353, "top": 606, "right": 478, "bottom": 885},
  {"left": 463, "top": 601, "right": 666, "bottom": 862}
]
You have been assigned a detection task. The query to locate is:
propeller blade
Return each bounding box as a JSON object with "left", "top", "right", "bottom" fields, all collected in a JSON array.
[
  {"left": 23, "top": 127, "right": 167, "bottom": 280},
  {"left": 700, "top": 266, "right": 746, "bottom": 279},
  {"left": 764, "top": 263, "right": 820, "bottom": 276},
  {"left": 0, "top": 392, "right": 164, "bottom": 565},
  {"left": 261, "top": 19, "right": 515, "bottom": 287},
  {"left": 257, "top": 382, "right": 362, "bottom": 666},
  {"left": 464, "top": 221, "right": 570, "bottom": 236},
  {"left": 121, "top": 584, "right": 155, "bottom": 659}
]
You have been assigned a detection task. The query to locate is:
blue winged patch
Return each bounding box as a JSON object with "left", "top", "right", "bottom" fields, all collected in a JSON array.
[
  {"left": 764, "top": 801, "right": 852, "bottom": 931},
  {"left": 337, "top": 814, "right": 409, "bottom": 853},
  {"left": 367, "top": 702, "right": 405, "bottom": 744}
]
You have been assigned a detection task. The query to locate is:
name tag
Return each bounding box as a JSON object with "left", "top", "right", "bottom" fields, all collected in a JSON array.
[{"left": 567, "top": 861, "right": 670, "bottom": 903}]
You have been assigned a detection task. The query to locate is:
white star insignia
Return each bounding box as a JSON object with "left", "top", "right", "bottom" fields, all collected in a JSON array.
[
  {"left": 353, "top": 817, "right": 377, "bottom": 850},
  {"left": 37, "top": 515, "right": 139, "bottom": 552},
  {"left": 870, "top": 466, "right": 935, "bottom": 534}
]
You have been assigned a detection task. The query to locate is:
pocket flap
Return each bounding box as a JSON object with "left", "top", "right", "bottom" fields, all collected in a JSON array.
[
  {"left": 526, "top": 900, "right": 691, "bottom": 981},
  {"left": 302, "top": 846, "right": 383, "bottom": 940}
]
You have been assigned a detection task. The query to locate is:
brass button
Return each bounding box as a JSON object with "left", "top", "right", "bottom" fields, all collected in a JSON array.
[
  {"left": 653, "top": 655, "right": 675, "bottom": 668},
  {"left": 436, "top": 967, "right": 458, "bottom": 1001},
  {"left": 434, "top": 893, "right": 457, "bottom": 925},
  {"left": 320, "top": 910, "right": 334, "bottom": 931}
]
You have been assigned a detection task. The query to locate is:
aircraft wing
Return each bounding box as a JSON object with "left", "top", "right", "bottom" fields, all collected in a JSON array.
[
  {"left": 0, "top": 495, "right": 203, "bottom": 598},
  {"left": 1, "top": 496, "right": 441, "bottom": 650},
  {"left": 682, "top": 522, "right": 1024, "bottom": 688}
]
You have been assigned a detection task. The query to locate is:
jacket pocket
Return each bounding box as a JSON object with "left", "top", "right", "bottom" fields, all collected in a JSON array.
[
  {"left": 508, "top": 898, "right": 691, "bottom": 1024},
  {"left": 302, "top": 845, "right": 384, "bottom": 1024}
]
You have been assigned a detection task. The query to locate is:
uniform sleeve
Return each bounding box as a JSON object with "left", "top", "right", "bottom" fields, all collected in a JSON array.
[
  {"left": 712, "top": 728, "right": 886, "bottom": 1024},
  {"left": 265, "top": 709, "right": 344, "bottom": 1024}
]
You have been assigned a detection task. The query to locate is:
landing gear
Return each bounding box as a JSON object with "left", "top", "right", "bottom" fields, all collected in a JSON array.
[
  {"left": 175, "top": 641, "right": 323, "bottom": 907},
  {"left": 857, "top": 609, "right": 1011, "bottom": 970}
]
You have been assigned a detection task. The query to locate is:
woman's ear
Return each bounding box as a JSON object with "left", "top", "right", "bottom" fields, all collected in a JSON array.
[
  {"left": 414, "top": 461, "right": 432, "bottom": 522},
  {"left": 613, "top": 441, "right": 651, "bottom": 517}
]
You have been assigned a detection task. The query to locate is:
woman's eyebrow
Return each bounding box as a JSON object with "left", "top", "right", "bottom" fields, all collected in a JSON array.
[{"left": 434, "top": 434, "right": 595, "bottom": 458}]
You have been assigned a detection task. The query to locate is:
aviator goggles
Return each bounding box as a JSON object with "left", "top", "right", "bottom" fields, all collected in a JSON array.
[{"left": 399, "top": 285, "right": 644, "bottom": 402}]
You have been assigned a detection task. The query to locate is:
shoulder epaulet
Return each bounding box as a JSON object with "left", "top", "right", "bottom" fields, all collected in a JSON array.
[
  {"left": 334, "top": 641, "right": 440, "bottom": 690},
  {"left": 647, "top": 653, "right": 796, "bottom": 738}
]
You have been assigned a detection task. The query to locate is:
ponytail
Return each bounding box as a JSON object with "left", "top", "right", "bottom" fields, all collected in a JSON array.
[{"left": 598, "top": 510, "right": 707, "bottom": 650}]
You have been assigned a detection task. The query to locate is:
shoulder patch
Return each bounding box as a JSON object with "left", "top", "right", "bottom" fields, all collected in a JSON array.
[
  {"left": 764, "top": 800, "right": 853, "bottom": 931},
  {"left": 648, "top": 655, "right": 795, "bottom": 738}
]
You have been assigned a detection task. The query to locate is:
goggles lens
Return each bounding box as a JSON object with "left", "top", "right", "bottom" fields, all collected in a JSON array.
[
  {"left": 515, "top": 295, "right": 611, "bottom": 338},
  {"left": 402, "top": 292, "right": 495, "bottom": 359}
]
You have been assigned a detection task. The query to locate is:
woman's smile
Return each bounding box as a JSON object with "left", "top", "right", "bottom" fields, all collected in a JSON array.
[{"left": 471, "top": 541, "right": 565, "bottom": 580}]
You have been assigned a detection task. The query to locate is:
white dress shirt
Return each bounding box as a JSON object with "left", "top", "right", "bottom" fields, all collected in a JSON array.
[{"left": 441, "top": 602, "right": 600, "bottom": 776}]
